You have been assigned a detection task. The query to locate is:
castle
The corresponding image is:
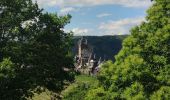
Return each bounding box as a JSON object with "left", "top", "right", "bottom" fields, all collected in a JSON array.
[{"left": 74, "top": 37, "right": 104, "bottom": 75}]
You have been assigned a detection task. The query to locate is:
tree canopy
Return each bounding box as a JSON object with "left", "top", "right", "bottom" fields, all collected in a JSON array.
[
  {"left": 85, "top": 0, "right": 170, "bottom": 99},
  {"left": 0, "top": 0, "right": 74, "bottom": 99}
]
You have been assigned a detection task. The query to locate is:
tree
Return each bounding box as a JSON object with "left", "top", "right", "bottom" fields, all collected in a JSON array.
[
  {"left": 0, "top": 0, "right": 74, "bottom": 99},
  {"left": 88, "top": 0, "right": 170, "bottom": 99}
]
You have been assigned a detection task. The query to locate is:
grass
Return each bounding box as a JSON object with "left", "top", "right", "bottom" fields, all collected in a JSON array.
[
  {"left": 75, "top": 75, "right": 97, "bottom": 84},
  {"left": 29, "top": 89, "right": 51, "bottom": 100}
]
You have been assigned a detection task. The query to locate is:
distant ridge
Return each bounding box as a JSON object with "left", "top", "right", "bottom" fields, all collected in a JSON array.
[{"left": 73, "top": 35, "right": 128, "bottom": 61}]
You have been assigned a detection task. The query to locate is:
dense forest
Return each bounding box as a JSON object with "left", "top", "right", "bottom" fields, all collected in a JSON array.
[
  {"left": 73, "top": 35, "right": 127, "bottom": 61},
  {"left": 0, "top": 0, "right": 170, "bottom": 100}
]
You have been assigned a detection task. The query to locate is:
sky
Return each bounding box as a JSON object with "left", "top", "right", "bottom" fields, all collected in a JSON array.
[{"left": 33, "top": 0, "right": 153, "bottom": 36}]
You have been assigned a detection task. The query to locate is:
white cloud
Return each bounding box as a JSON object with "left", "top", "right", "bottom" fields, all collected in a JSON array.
[
  {"left": 59, "top": 7, "right": 76, "bottom": 15},
  {"left": 65, "top": 17, "right": 145, "bottom": 36},
  {"left": 34, "top": 0, "right": 152, "bottom": 8},
  {"left": 71, "top": 28, "right": 89, "bottom": 36},
  {"left": 97, "top": 13, "right": 112, "bottom": 18},
  {"left": 99, "top": 17, "right": 145, "bottom": 35},
  {"left": 33, "top": 0, "right": 63, "bottom": 8}
]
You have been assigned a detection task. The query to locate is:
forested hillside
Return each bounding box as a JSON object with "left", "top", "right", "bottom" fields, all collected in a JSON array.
[{"left": 73, "top": 35, "right": 127, "bottom": 61}]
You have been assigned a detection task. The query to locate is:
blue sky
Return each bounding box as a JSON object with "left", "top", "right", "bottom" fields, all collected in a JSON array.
[{"left": 34, "top": 0, "right": 152, "bottom": 36}]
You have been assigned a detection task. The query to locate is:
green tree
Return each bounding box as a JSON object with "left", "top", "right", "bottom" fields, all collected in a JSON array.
[
  {"left": 150, "top": 86, "right": 170, "bottom": 100},
  {"left": 0, "top": 0, "right": 74, "bottom": 99},
  {"left": 88, "top": 0, "right": 170, "bottom": 99}
]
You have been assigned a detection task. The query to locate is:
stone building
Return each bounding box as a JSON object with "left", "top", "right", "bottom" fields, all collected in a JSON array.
[{"left": 75, "top": 37, "right": 104, "bottom": 75}]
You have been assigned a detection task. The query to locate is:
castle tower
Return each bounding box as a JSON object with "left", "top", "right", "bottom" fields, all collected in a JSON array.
[{"left": 77, "top": 37, "right": 92, "bottom": 68}]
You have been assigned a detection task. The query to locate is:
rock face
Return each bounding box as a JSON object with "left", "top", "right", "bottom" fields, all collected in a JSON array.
[{"left": 74, "top": 37, "right": 103, "bottom": 75}]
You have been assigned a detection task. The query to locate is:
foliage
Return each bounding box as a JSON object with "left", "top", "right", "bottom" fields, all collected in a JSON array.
[
  {"left": 150, "top": 86, "right": 170, "bottom": 100},
  {"left": 0, "top": 58, "right": 15, "bottom": 78},
  {"left": 0, "top": 0, "right": 74, "bottom": 99},
  {"left": 122, "top": 82, "right": 146, "bottom": 100},
  {"left": 86, "top": 0, "right": 170, "bottom": 99},
  {"left": 62, "top": 75, "right": 98, "bottom": 100},
  {"left": 85, "top": 87, "right": 117, "bottom": 100}
]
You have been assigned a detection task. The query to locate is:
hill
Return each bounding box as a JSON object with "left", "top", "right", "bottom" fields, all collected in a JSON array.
[{"left": 73, "top": 35, "right": 128, "bottom": 61}]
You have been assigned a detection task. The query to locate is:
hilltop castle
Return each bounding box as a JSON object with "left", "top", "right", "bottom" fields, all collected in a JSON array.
[{"left": 74, "top": 37, "right": 104, "bottom": 75}]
